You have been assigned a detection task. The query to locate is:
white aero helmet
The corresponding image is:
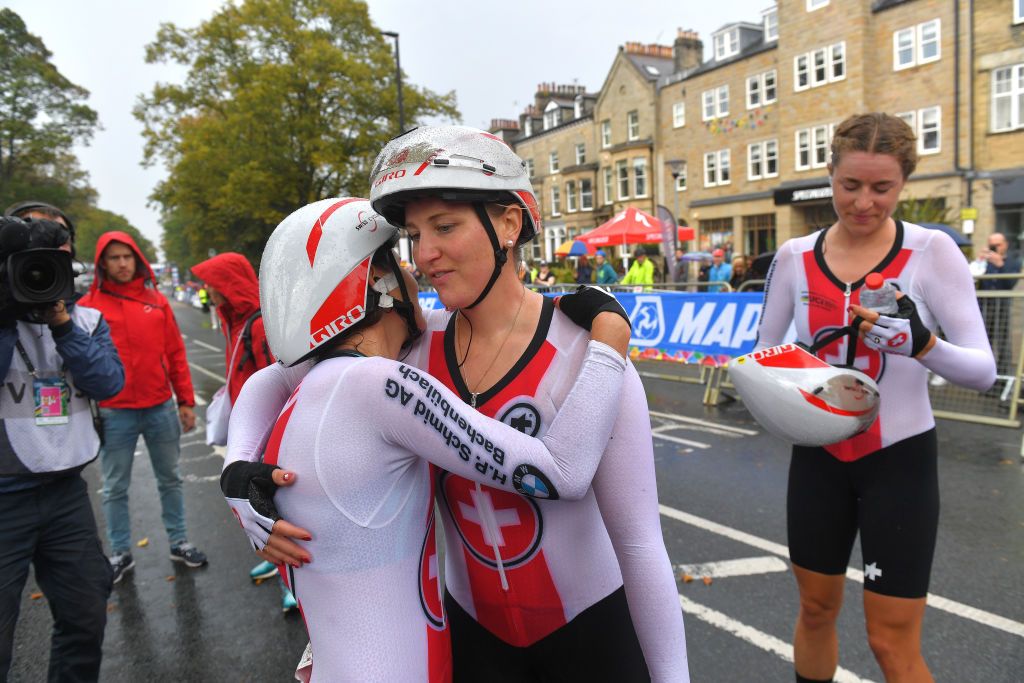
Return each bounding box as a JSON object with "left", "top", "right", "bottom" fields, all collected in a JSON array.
[
  {"left": 728, "top": 343, "right": 880, "bottom": 447},
  {"left": 259, "top": 197, "right": 416, "bottom": 366},
  {"left": 369, "top": 126, "right": 541, "bottom": 309}
]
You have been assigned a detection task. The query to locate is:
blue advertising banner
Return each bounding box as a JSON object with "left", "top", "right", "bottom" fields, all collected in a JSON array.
[{"left": 417, "top": 290, "right": 766, "bottom": 366}]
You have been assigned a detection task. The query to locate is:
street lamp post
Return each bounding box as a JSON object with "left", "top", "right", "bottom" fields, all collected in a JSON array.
[
  {"left": 381, "top": 31, "right": 405, "bottom": 133},
  {"left": 668, "top": 160, "right": 686, "bottom": 254}
]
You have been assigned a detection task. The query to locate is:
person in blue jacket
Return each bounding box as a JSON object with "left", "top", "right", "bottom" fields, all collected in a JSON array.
[{"left": 0, "top": 204, "right": 125, "bottom": 682}]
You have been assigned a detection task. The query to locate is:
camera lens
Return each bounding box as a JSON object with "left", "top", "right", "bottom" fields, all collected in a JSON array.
[
  {"left": 19, "top": 256, "right": 58, "bottom": 295},
  {"left": 6, "top": 249, "right": 74, "bottom": 304}
]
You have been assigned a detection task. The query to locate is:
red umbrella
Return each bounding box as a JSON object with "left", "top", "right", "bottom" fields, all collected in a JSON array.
[{"left": 580, "top": 207, "right": 694, "bottom": 249}]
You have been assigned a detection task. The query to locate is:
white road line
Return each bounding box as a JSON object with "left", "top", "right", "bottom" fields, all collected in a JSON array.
[
  {"left": 188, "top": 361, "right": 226, "bottom": 384},
  {"left": 189, "top": 338, "right": 222, "bottom": 353},
  {"left": 652, "top": 432, "right": 711, "bottom": 449},
  {"left": 649, "top": 410, "right": 758, "bottom": 436},
  {"left": 678, "top": 594, "right": 875, "bottom": 683},
  {"left": 660, "top": 504, "right": 1024, "bottom": 639},
  {"left": 676, "top": 556, "right": 788, "bottom": 579}
]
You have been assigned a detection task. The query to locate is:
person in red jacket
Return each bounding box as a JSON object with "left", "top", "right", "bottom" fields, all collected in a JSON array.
[
  {"left": 190, "top": 253, "right": 295, "bottom": 611},
  {"left": 80, "top": 232, "right": 207, "bottom": 583}
]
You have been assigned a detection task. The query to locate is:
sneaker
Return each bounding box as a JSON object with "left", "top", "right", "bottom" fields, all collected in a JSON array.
[
  {"left": 110, "top": 552, "right": 135, "bottom": 584},
  {"left": 250, "top": 560, "right": 279, "bottom": 581},
  {"left": 169, "top": 543, "right": 208, "bottom": 568},
  {"left": 282, "top": 587, "right": 298, "bottom": 613}
]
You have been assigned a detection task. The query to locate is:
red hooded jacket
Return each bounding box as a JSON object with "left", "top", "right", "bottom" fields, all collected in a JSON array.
[
  {"left": 79, "top": 232, "right": 195, "bottom": 409},
  {"left": 191, "top": 253, "right": 274, "bottom": 403}
]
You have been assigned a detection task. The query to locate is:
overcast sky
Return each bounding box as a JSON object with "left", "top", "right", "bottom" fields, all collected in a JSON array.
[{"left": 8, "top": 0, "right": 770, "bottom": 255}]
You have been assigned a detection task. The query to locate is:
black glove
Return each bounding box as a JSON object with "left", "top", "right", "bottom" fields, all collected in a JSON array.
[
  {"left": 557, "top": 285, "right": 631, "bottom": 332},
  {"left": 221, "top": 461, "right": 282, "bottom": 551},
  {"left": 855, "top": 293, "right": 934, "bottom": 358}
]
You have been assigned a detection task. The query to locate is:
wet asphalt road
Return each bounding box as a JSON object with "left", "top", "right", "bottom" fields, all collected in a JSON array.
[{"left": 8, "top": 300, "right": 1024, "bottom": 682}]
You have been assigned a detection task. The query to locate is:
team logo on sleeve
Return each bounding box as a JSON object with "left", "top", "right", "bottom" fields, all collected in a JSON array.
[
  {"left": 512, "top": 465, "right": 557, "bottom": 500},
  {"left": 499, "top": 402, "right": 541, "bottom": 437},
  {"left": 439, "top": 473, "right": 543, "bottom": 569}
]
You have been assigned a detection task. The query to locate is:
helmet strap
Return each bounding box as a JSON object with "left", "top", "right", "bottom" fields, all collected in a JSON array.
[
  {"left": 379, "top": 248, "right": 422, "bottom": 349},
  {"left": 805, "top": 323, "right": 861, "bottom": 368},
  {"left": 464, "top": 202, "right": 508, "bottom": 310}
]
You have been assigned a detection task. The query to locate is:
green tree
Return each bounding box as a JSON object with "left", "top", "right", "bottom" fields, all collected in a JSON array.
[
  {"left": 895, "top": 195, "right": 958, "bottom": 226},
  {"left": 75, "top": 207, "right": 157, "bottom": 264},
  {"left": 138, "top": 0, "right": 459, "bottom": 266},
  {"left": 0, "top": 9, "right": 99, "bottom": 211}
]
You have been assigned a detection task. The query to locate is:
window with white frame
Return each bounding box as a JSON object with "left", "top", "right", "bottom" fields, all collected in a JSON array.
[
  {"left": 713, "top": 28, "right": 740, "bottom": 60},
  {"left": 603, "top": 167, "right": 613, "bottom": 204},
  {"left": 566, "top": 181, "right": 577, "bottom": 212},
  {"left": 673, "top": 102, "right": 686, "bottom": 128},
  {"left": 580, "top": 179, "right": 593, "bottom": 210},
  {"left": 702, "top": 85, "right": 729, "bottom": 120},
  {"left": 627, "top": 111, "right": 640, "bottom": 141},
  {"left": 543, "top": 101, "right": 561, "bottom": 131},
  {"left": 550, "top": 151, "right": 559, "bottom": 173},
  {"left": 704, "top": 149, "right": 730, "bottom": 187},
  {"left": 1016, "top": 0, "right": 1024, "bottom": 24},
  {"left": 795, "top": 125, "right": 832, "bottom": 170},
  {"left": 575, "top": 143, "right": 586, "bottom": 165},
  {"left": 992, "top": 64, "right": 1024, "bottom": 132},
  {"left": 574, "top": 95, "right": 584, "bottom": 119},
  {"left": 601, "top": 120, "right": 611, "bottom": 148},
  {"left": 524, "top": 118, "right": 533, "bottom": 136},
  {"left": 893, "top": 19, "right": 941, "bottom": 70},
  {"left": 674, "top": 163, "right": 687, "bottom": 191},
  {"left": 616, "top": 160, "right": 630, "bottom": 199},
  {"left": 525, "top": 159, "right": 534, "bottom": 178},
  {"left": 794, "top": 42, "right": 846, "bottom": 92},
  {"left": 763, "top": 7, "right": 778, "bottom": 42},
  {"left": 634, "top": 158, "right": 648, "bottom": 197},
  {"left": 747, "top": 70, "right": 777, "bottom": 109},
  {"left": 807, "top": 0, "right": 828, "bottom": 10},
  {"left": 898, "top": 107, "right": 941, "bottom": 154},
  {"left": 748, "top": 139, "right": 779, "bottom": 180},
  {"left": 551, "top": 185, "right": 561, "bottom": 215}
]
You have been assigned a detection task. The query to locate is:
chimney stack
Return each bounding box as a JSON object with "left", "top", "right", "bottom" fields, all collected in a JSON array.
[{"left": 673, "top": 29, "right": 703, "bottom": 73}]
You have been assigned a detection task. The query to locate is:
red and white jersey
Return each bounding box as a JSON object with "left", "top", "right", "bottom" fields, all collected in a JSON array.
[
  {"left": 757, "top": 221, "right": 995, "bottom": 461},
  {"left": 226, "top": 297, "right": 689, "bottom": 682},
  {"left": 405, "top": 297, "right": 688, "bottom": 680},
  {"left": 253, "top": 344, "right": 625, "bottom": 683}
]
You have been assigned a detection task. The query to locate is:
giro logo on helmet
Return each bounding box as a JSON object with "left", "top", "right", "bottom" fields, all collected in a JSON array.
[
  {"left": 374, "top": 169, "right": 407, "bottom": 187},
  {"left": 309, "top": 304, "right": 366, "bottom": 347}
]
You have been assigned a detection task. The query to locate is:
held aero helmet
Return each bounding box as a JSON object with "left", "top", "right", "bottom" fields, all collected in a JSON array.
[
  {"left": 259, "top": 198, "right": 416, "bottom": 366},
  {"left": 369, "top": 126, "right": 541, "bottom": 309},
  {"left": 728, "top": 343, "right": 880, "bottom": 446}
]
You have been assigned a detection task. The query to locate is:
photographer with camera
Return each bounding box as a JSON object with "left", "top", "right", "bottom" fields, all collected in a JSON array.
[{"left": 0, "top": 202, "right": 125, "bottom": 682}]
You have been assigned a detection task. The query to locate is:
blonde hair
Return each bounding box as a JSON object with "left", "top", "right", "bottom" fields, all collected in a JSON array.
[{"left": 830, "top": 113, "right": 918, "bottom": 179}]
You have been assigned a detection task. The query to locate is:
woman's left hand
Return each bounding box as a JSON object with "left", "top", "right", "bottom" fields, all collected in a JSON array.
[{"left": 849, "top": 292, "right": 937, "bottom": 359}]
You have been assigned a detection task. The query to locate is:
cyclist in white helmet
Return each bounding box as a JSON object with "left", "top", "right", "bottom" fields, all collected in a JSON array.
[
  {"left": 224, "top": 126, "right": 689, "bottom": 682},
  {"left": 223, "top": 197, "right": 631, "bottom": 682}
]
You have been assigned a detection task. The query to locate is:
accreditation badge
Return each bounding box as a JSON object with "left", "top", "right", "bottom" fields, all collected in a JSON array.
[{"left": 34, "top": 376, "right": 70, "bottom": 426}]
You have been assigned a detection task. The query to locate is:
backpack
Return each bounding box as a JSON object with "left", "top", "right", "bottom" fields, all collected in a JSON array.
[{"left": 235, "top": 310, "right": 270, "bottom": 373}]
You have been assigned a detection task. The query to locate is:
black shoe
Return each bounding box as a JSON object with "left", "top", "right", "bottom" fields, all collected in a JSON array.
[
  {"left": 169, "top": 543, "right": 208, "bottom": 568},
  {"left": 110, "top": 552, "right": 135, "bottom": 584}
]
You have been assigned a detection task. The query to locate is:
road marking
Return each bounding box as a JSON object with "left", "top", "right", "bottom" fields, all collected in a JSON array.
[
  {"left": 660, "top": 504, "right": 1024, "bottom": 639},
  {"left": 678, "top": 594, "right": 875, "bottom": 683},
  {"left": 649, "top": 410, "right": 758, "bottom": 436},
  {"left": 188, "top": 361, "right": 226, "bottom": 384},
  {"left": 651, "top": 427, "right": 711, "bottom": 449},
  {"left": 676, "top": 556, "right": 788, "bottom": 579},
  {"left": 188, "top": 337, "right": 222, "bottom": 353},
  {"left": 183, "top": 473, "right": 222, "bottom": 483}
]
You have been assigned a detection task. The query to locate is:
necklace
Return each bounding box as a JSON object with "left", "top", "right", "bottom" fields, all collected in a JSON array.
[{"left": 458, "top": 285, "right": 527, "bottom": 408}]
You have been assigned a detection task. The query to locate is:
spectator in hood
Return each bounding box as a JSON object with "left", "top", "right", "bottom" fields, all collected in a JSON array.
[{"left": 80, "top": 232, "right": 207, "bottom": 584}]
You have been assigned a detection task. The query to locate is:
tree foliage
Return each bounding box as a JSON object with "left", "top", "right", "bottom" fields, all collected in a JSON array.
[
  {"left": 895, "top": 194, "right": 958, "bottom": 226},
  {"left": 75, "top": 207, "right": 158, "bottom": 264},
  {"left": 137, "top": 0, "right": 460, "bottom": 266},
  {"left": 0, "top": 9, "right": 99, "bottom": 213}
]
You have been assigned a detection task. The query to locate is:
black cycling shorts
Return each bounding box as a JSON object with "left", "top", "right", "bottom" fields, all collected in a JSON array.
[
  {"left": 445, "top": 586, "right": 650, "bottom": 683},
  {"left": 787, "top": 428, "right": 939, "bottom": 599}
]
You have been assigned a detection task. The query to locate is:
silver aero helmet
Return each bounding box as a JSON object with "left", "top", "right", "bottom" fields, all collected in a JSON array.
[
  {"left": 369, "top": 126, "right": 541, "bottom": 309},
  {"left": 728, "top": 344, "right": 880, "bottom": 447},
  {"left": 259, "top": 198, "right": 414, "bottom": 366}
]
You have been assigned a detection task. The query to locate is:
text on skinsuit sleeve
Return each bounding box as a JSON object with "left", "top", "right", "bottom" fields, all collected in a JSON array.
[{"left": 385, "top": 364, "right": 510, "bottom": 485}]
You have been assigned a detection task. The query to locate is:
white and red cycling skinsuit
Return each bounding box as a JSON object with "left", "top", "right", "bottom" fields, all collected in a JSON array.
[
  {"left": 226, "top": 298, "right": 690, "bottom": 682},
  {"left": 756, "top": 220, "right": 995, "bottom": 460},
  {"left": 256, "top": 342, "right": 625, "bottom": 682}
]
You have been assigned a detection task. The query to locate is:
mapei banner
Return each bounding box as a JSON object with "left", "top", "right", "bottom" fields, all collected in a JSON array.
[{"left": 418, "top": 291, "right": 766, "bottom": 367}]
